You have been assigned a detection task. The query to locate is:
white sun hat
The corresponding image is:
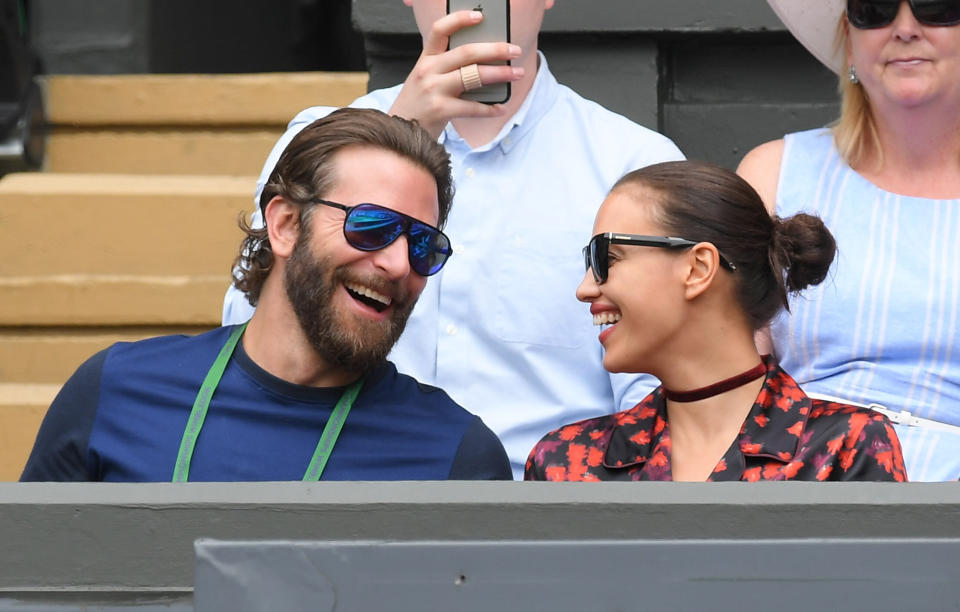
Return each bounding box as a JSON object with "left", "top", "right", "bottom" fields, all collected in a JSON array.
[{"left": 766, "top": 0, "right": 846, "bottom": 74}]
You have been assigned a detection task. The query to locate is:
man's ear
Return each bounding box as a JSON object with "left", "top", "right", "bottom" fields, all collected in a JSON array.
[
  {"left": 264, "top": 195, "right": 301, "bottom": 259},
  {"left": 683, "top": 242, "right": 721, "bottom": 300}
]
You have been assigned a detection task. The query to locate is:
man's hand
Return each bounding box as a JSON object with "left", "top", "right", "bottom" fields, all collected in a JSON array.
[{"left": 389, "top": 10, "right": 523, "bottom": 138}]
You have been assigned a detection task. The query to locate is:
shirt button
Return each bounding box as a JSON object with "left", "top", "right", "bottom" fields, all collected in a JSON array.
[
  {"left": 504, "top": 136, "right": 512, "bottom": 146},
  {"left": 453, "top": 244, "right": 465, "bottom": 255},
  {"left": 464, "top": 167, "right": 476, "bottom": 178},
  {"left": 446, "top": 324, "right": 457, "bottom": 336}
]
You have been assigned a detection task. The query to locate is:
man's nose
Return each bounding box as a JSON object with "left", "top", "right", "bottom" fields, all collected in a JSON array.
[{"left": 371, "top": 235, "right": 412, "bottom": 280}]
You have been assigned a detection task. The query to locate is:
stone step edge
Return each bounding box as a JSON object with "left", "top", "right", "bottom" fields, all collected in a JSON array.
[
  {"left": 42, "top": 72, "right": 369, "bottom": 126},
  {"left": 0, "top": 384, "right": 61, "bottom": 407},
  {"left": 0, "top": 171, "right": 256, "bottom": 195}
]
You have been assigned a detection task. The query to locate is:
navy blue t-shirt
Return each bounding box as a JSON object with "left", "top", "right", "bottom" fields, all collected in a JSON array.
[{"left": 21, "top": 326, "right": 511, "bottom": 481}]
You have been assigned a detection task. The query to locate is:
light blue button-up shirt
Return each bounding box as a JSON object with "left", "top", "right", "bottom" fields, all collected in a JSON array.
[
  {"left": 773, "top": 128, "right": 960, "bottom": 482},
  {"left": 224, "top": 54, "right": 684, "bottom": 478}
]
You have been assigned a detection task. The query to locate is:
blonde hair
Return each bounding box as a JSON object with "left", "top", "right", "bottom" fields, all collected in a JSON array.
[{"left": 831, "top": 14, "right": 882, "bottom": 168}]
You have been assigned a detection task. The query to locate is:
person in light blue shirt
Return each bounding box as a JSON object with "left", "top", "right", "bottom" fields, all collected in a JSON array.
[
  {"left": 224, "top": 1, "right": 684, "bottom": 477},
  {"left": 738, "top": 0, "right": 960, "bottom": 481}
]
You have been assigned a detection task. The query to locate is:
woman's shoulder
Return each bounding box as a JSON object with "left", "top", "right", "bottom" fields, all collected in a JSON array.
[
  {"left": 806, "top": 397, "right": 897, "bottom": 432},
  {"left": 534, "top": 412, "right": 621, "bottom": 449},
  {"left": 738, "top": 128, "right": 839, "bottom": 214},
  {"left": 737, "top": 138, "right": 785, "bottom": 214},
  {"left": 803, "top": 398, "right": 907, "bottom": 481},
  {"left": 524, "top": 408, "right": 639, "bottom": 480}
]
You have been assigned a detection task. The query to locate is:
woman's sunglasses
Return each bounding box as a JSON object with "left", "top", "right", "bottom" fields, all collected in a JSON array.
[
  {"left": 582, "top": 232, "right": 736, "bottom": 284},
  {"left": 847, "top": 0, "right": 960, "bottom": 29},
  {"left": 313, "top": 199, "right": 452, "bottom": 277}
]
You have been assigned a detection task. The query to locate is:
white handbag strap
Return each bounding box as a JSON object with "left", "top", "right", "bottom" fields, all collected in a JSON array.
[{"left": 805, "top": 391, "right": 960, "bottom": 434}]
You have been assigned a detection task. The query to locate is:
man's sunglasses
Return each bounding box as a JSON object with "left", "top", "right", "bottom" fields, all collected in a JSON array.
[
  {"left": 582, "top": 233, "right": 737, "bottom": 284},
  {"left": 312, "top": 199, "right": 452, "bottom": 276},
  {"left": 847, "top": 0, "right": 960, "bottom": 29}
]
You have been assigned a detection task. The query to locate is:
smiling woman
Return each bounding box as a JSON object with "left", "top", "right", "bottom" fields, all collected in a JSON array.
[
  {"left": 737, "top": 0, "right": 960, "bottom": 481},
  {"left": 525, "top": 160, "right": 908, "bottom": 483}
]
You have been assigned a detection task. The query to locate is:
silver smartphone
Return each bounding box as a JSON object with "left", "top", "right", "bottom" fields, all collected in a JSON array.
[{"left": 446, "top": 0, "right": 511, "bottom": 104}]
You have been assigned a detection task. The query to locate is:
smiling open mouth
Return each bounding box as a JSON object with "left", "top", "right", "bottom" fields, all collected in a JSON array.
[
  {"left": 593, "top": 312, "right": 621, "bottom": 326},
  {"left": 345, "top": 282, "right": 392, "bottom": 313}
]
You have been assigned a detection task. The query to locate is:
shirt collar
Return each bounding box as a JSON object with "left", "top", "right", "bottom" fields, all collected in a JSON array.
[
  {"left": 602, "top": 358, "right": 812, "bottom": 470},
  {"left": 440, "top": 51, "right": 559, "bottom": 155}
]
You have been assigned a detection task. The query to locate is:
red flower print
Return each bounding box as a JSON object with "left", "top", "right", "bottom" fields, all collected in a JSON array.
[
  {"left": 839, "top": 447, "right": 858, "bottom": 471},
  {"left": 565, "top": 444, "right": 588, "bottom": 481},
  {"left": 844, "top": 412, "right": 870, "bottom": 448},
  {"left": 762, "top": 462, "right": 782, "bottom": 479},
  {"left": 826, "top": 434, "right": 844, "bottom": 455},
  {"left": 653, "top": 416, "right": 666, "bottom": 435},
  {"left": 544, "top": 465, "right": 567, "bottom": 481},
  {"left": 874, "top": 449, "right": 895, "bottom": 474},
  {"left": 781, "top": 460, "right": 803, "bottom": 479},
  {"left": 638, "top": 405, "right": 658, "bottom": 420},
  {"left": 649, "top": 451, "right": 668, "bottom": 468}
]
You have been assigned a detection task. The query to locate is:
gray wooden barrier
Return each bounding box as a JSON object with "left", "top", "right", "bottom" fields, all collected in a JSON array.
[{"left": 3, "top": 482, "right": 960, "bottom": 609}]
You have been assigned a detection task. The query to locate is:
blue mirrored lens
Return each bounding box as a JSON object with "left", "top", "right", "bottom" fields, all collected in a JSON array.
[
  {"left": 408, "top": 222, "right": 451, "bottom": 276},
  {"left": 344, "top": 204, "right": 451, "bottom": 276},
  {"left": 344, "top": 205, "right": 404, "bottom": 250}
]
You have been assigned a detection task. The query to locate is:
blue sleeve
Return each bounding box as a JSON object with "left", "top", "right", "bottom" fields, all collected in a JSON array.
[
  {"left": 19, "top": 349, "right": 108, "bottom": 481},
  {"left": 448, "top": 417, "right": 513, "bottom": 480}
]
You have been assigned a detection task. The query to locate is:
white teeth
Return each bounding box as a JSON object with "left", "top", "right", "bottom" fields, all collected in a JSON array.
[
  {"left": 593, "top": 312, "right": 621, "bottom": 326},
  {"left": 345, "top": 282, "right": 392, "bottom": 306}
]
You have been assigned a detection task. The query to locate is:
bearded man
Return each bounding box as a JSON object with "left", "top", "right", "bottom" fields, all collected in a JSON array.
[{"left": 21, "top": 108, "right": 510, "bottom": 482}]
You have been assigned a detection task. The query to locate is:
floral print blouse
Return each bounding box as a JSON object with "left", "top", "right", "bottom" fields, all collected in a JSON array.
[{"left": 525, "top": 358, "right": 907, "bottom": 482}]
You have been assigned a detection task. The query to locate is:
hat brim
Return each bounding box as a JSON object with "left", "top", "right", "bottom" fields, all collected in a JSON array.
[{"left": 767, "top": 0, "right": 846, "bottom": 74}]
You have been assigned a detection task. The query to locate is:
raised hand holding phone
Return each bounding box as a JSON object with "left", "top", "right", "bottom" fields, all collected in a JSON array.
[
  {"left": 387, "top": 6, "right": 522, "bottom": 139},
  {"left": 447, "top": 0, "right": 511, "bottom": 104}
]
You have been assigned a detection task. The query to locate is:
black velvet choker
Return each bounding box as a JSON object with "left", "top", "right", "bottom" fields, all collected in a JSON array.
[{"left": 663, "top": 362, "right": 767, "bottom": 403}]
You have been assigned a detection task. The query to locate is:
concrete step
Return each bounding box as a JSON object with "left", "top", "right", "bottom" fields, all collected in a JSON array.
[
  {"left": 0, "top": 172, "right": 252, "bottom": 326},
  {"left": 46, "top": 129, "right": 283, "bottom": 175},
  {"left": 40, "top": 72, "right": 368, "bottom": 175},
  {"left": 44, "top": 72, "right": 368, "bottom": 126},
  {"left": 0, "top": 383, "right": 59, "bottom": 481}
]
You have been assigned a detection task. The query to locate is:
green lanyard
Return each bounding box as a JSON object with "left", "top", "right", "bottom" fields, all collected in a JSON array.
[{"left": 172, "top": 323, "right": 364, "bottom": 482}]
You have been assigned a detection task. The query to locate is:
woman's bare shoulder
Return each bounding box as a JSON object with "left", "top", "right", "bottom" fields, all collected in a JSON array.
[{"left": 736, "top": 139, "right": 785, "bottom": 215}]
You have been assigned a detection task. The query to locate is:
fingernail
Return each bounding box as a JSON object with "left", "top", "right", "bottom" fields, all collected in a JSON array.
[
  {"left": 470, "top": 11, "right": 483, "bottom": 20},
  {"left": 512, "top": 67, "right": 524, "bottom": 78},
  {"left": 509, "top": 45, "right": 522, "bottom": 57}
]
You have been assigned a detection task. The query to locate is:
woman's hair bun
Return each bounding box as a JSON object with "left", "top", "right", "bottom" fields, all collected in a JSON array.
[{"left": 770, "top": 213, "right": 837, "bottom": 292}]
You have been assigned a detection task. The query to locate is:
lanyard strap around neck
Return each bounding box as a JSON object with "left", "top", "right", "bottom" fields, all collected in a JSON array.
[{"left": 172, "top": 323, "right": 364, "bottom": 482}]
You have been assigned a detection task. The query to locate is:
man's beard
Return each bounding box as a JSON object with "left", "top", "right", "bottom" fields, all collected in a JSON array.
[{"left": 283, "top": 228, "right": 417, "bottom": 374}]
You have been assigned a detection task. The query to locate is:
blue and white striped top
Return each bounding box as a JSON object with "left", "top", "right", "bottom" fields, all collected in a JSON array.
[{"left": 771, "top": 128, "right": 960, "bottom": 481}]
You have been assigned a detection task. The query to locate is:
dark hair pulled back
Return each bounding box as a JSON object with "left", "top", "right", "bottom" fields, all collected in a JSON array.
[{"left": 611, "top": 160, "right": 837, "bottom": 330}]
